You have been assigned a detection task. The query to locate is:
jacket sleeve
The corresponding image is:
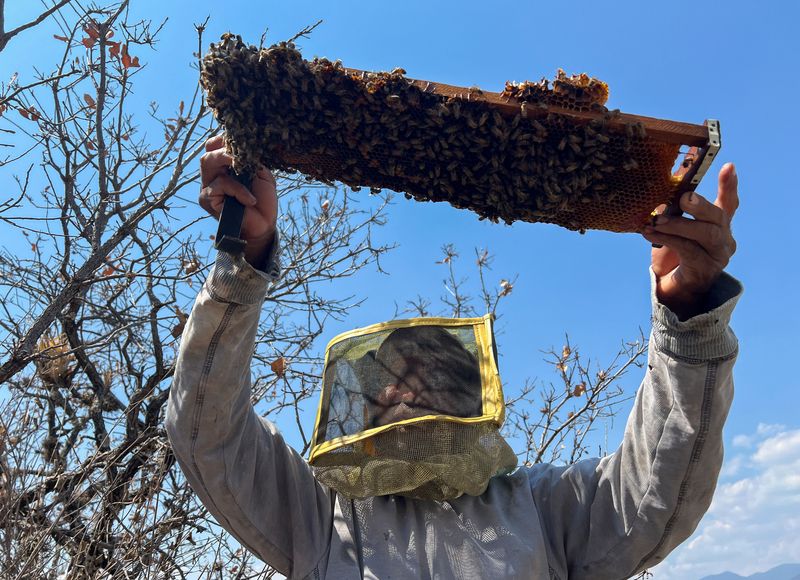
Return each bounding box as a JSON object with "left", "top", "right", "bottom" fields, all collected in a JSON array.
[
  {"left": 526, "top": 269, "right": 743, "bottom": 580},
  {"left": 165, "top": 243, "right": 332, "bottom": 579}
]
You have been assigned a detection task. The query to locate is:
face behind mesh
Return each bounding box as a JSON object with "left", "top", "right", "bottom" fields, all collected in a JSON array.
[{"left": 365, "top": 326, "right": 483, "bottom": 427}]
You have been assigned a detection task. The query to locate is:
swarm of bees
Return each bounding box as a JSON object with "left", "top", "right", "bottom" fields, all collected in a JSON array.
[{"left": 201, "top": 33, "right": 682, "bottom": 232}]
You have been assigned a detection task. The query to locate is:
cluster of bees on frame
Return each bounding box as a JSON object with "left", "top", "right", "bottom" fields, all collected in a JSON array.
[{"left": 202, "top": 33, "right": 681, "bottom": 232}]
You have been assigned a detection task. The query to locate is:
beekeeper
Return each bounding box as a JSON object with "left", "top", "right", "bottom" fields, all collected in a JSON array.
[{"left": 166, "top": 135, "right": 742, "bottom": 579}]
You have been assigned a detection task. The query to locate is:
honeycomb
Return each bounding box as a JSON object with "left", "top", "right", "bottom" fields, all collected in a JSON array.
[
  {"left": 500, "top": 70, "right": 610, "bottom": 113},
  {"left": 201, "top": 34, "right": 687, "bottom": 233}
]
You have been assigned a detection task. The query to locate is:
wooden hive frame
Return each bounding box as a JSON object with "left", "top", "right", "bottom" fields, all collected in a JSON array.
[{"left": 207, "top": 41, "right": 721, "bottom": 253}]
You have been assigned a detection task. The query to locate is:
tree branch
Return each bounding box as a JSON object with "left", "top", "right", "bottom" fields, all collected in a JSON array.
[{"left": 0, "top": 0, "right": 75, "bottom": 53}]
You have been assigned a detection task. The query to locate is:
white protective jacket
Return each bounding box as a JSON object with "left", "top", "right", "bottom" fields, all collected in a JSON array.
[{"left": 166, "top": 245, "right": 742, "bottom": 580}]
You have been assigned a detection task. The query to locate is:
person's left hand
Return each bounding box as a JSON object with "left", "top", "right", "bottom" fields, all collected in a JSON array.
[{"left": 641, "top": 162, "right": 739, "bottom": 320}]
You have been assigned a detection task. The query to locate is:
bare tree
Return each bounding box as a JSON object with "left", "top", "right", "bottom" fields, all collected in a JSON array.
[
  {"left": 0, "top": 2, "right": 647, "bottom": 578},
  {"left": 0, "top": 3, "right": 392, "bottom": 578}
]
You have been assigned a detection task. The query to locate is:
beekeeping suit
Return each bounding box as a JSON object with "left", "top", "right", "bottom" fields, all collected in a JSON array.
[{"left": 165, "top": 236, "right": 742, "bottom": 580}]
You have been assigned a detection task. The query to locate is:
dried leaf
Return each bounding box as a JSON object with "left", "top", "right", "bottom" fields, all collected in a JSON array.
[
  {"left": 86, "top": 139, "right": 96, "bottom": 151},
  {"left": 174, "top": 306, "right": 188, "bottom": 321},
  {"left": 121, "top": 44, "right": 131, "bottom": 68},
  {"left": 270, "top": 357, "right": 287, "bottom": 378},
  {"left": 81, "top": 37, "right": 95, "bottom": 48},
  {"left": 121, "top": 44, "right": 141, "bottom": 69},
  {"left": 572, "top": 382, "right": 586, "bottom": 397},
  {"left": 108, "top": 41, "right": 121, "bottom": 59},
  {"left": 53, "top": 34, "right": 69, "bottom": 42},
  {"left": 121, "top": 132, "right": 129, "bottom": 140},
  {"left": 562, "top": 345, "right": 571, "bottom": 359},
  {"left": 171, "top": 307, "right": 189, "bottom": 338},
  {"left": 567, "top": 411, "right": 575, "bottom": 419},
  {"left": 499, "top": 279, "right": 513, "bottom": 297},
  {"left": 321, "top": 199, "right": 330, "bottom": 213},
  {"left": 182, "top": 259, "right": 200, "bottom": 275},
  {"left": 171, "top": 320, "right": 186, "bottom": 338},
  {"left": 0, "top": 104, "right": 7, "bottom": 117},
  {"left": 555, "top": 361, "right": 567, "bottom": 373},
  {"left": 102, "top": 265, "right": 115, "bottom": 276},
  {"left": 83, "top": 21, "right": 101, "bottom": 41},
  {"left": 18, "top": 106, "right": 41, "bottom": 122},
  {"left": 179, "top": 100, "right": 185, "bottom": 115},
  {"left": 83, "top": 93, "right": 96, "bottom": 109}
]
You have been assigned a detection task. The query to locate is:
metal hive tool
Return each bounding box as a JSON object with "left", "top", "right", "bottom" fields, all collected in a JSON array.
[{"left": 202, "top": 34, "right": 721, "bottom": 252}]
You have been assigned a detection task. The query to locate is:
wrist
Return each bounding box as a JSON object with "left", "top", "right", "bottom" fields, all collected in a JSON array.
[
  {"left": 656, "top": 282, "right": 708, "bottom": 322},
  {"left": 243, "top": 230, "right": 276, "bottom": 271}
]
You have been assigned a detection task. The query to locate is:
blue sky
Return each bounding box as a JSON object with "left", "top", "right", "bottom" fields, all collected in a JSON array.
[{"left": 3, "top": 1, "right": 798, "bottom": 577}]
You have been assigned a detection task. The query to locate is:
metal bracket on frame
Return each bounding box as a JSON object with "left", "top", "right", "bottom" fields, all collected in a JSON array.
[{"left": 689, "top": 119, "right": 721, "bottom": 187}]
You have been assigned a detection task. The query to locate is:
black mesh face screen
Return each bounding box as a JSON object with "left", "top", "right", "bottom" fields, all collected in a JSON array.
[{"left": 320, "top": 326, "right": 483, "bottom": 442}]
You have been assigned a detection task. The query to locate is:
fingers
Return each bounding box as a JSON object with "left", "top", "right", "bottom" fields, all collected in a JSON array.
[
  {"left": 650, "top": 244, "right": 680, "bottom": 278},
  {"left": 641, "top": 229, "right": 721, "bottom": 286},
  {"left": 647, "top": 212, "right": 734, "bottom": 264},
  {"left": 205, "top": 134, "right": 225, "bottom": 152},
  {"left": 643, "top": 163, "right": 740, "bottom": 303},
  {"left": 198, "top": 174, "right": 257, "bottom": 217},
  {"left": 647, "top": 192, "right": 720, "bottom": 276},
  {"left": 715, "top": 162, "right": 739, "bottom": 220},
  {"left": 678, "top": 190, "right": 728, "bottom": 226},
  {"left": 200, "top": 149, "right": 234, "bottom": 187}
]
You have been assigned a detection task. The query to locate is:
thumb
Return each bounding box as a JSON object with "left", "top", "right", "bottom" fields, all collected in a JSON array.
[{"left": 715, "top": 162, "right": 739, "bottom": 221}]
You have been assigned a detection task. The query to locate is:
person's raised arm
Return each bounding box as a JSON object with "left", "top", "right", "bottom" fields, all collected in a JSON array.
[
  {"left": 165, "top": 136, "right": 332, "bottom": 578},
  {"left": 527, "top": 163, "right": 742, "bottom": 579}
]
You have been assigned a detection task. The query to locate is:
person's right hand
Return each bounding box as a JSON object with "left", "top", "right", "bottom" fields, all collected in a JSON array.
[{"left": 198, "top": 134, "right": 278, "bottom": 267}]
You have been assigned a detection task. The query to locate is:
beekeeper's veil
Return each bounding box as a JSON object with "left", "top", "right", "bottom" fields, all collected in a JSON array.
[{"left": 309, "top": 315, "right": 517, "bottom": 500}]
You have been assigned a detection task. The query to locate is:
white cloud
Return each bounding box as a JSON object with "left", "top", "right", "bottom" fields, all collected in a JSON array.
[
  {"left": 650, "top": 424, "right": 800, "bottom": 580},
  {"left": 731, "top": 422, "right": 787, "bottom": 449}
]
